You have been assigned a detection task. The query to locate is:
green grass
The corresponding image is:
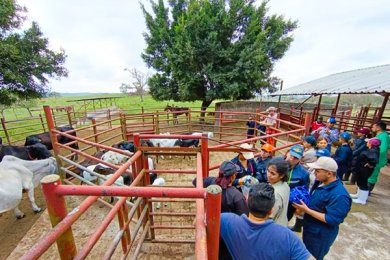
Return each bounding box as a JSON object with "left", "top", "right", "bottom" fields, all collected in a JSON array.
[{"left": 0, "top": 94, "right": 218, "bottom": 144}]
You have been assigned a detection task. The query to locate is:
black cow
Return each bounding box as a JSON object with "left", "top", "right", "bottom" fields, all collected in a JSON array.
[
  {"left": 25, "top": 126, "right": 79, "bottom": 160},
  {"left": 0, "top": 143, "right": 52, "bottom": 162},
  {"left": 174, "top": 139, "right": 199, "bottom": 148},
  {"left": 112, "top": 140, "right": 154, "bottom": 153}
]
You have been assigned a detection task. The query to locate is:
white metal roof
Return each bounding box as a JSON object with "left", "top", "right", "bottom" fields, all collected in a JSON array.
[{"left": 272, "top": 64, "right": 390, "bottom": 96}]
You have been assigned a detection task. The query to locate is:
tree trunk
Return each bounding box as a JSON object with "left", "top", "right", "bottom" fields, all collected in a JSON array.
[
  {"left": 200, "top": 100, "right": 213, "bottom": 122},
  {"left": 27, "top": 108, "right": 33, "bottom": 117}
]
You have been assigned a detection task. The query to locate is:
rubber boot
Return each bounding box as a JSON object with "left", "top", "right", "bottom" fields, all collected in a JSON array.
[
  {"left": 368, "top": 183, "right": 375, "bottom": 196},
  {"left": 353, "top": 190, "right": 369, "bottom": 205},
  {"left": 349, "top": 188, "right": 359, "bottom": 199},
  {"left": 289, "top": 218, "right": 304, "bottom": 233},
  {"left": 343, "top": 171, "right": 351, "bottom": 181}
]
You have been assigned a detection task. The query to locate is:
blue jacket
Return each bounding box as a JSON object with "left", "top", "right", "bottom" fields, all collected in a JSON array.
[
  {"left": 246, "top": 120, "right": 256, "bottom": 136},
  {"left": 255, "top": 157, "right": 272, "bottom": 183},
  {"left": 231, "top": 156, "right": 256, "bottom": 186},
  {"left": 287, "top": 163, "right": 310, "bottom": 189},
  {"left": 333, "top": 144, "right": 352, "bottom": 178},
  {"left": 352, "top": 137, "right": 367, "bottom": 157},
  {"left": 303, "top": 179, "right": 351, "bottom": 258}
]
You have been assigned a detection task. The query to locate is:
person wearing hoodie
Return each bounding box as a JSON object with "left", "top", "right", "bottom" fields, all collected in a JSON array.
[
  {"left": 332, "top": 132, "right": 353, "bottom": 180},
  {"left": 350, "top": 138, "right": 380, "bottom": 204},
  {"left": 345, "top": 127, "right": 370, "bottom": 184}
]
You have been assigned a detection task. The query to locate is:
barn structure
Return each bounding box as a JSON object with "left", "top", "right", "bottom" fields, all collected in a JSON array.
[{"left": 272, "top": 64, "right": 390, "bottom": 129}]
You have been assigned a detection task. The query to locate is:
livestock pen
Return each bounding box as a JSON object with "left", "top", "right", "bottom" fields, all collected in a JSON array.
[{"left": 17, "top": 105, "right": 308, "bottom": 259}]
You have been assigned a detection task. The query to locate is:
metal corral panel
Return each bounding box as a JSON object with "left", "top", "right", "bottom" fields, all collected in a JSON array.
[{"left": 272, "top": 64, "right": 390, "bottom": 96}]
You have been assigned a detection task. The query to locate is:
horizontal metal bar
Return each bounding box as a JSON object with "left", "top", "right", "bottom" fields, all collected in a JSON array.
[{"left": 150, "top": 225, "right": 195, "bottom": 229}]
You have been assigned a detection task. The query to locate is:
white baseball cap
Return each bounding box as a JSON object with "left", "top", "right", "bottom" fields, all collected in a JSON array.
[
  {"left": 307, "top": 157, "right": 338, "bottom": 172},
  {"left": 239, "top": 143, "right": 254, "bottom": 160}
]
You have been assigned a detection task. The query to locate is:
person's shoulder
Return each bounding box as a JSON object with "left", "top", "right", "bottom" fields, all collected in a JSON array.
[{"left": 221, "top": 212, "right": 242, "bottom": 224}]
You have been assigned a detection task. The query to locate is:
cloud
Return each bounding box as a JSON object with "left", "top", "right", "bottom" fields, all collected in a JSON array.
[{"left": 17, "top": 0, "right": 390, "bottom": 93}]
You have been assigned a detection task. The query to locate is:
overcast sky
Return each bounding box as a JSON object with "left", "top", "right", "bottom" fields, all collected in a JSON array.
[{"left": 18, "top": 0, "right": 390, "bottom": 93}]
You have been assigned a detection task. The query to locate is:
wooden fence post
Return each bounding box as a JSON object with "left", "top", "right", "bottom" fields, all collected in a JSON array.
[
  {"left": 66, "top": 110, "right": 72, "bottom": 128},
  {"left": 39, "top": 114, "right": 46, "bottom": 132},
  {"left": 92, "top": 118, "right": 99, "bottom": 152},
  {"left": 1, "top": 117, "right": 11, "bottom": 145}
]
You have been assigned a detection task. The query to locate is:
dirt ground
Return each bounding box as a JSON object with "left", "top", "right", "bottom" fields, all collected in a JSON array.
[{"left": 1, "top": 122, "right": 390, "bottom": 259}]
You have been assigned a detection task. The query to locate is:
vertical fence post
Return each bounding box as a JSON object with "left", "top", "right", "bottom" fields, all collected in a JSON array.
[
  {"left": 219, "top": 112, "right": 223, "bottom": 141},
  {"left": 92, "top": 118, "right": 99, "bottom": 152},
  {"left": 39, "top": 114, "right": 46, "bottom": 132},
  {"left": 201, "top": 134, "right": 209, "bottom": 178},
  {"left": 1, "top": 117, "right": 11, "bottom": 145},
  {"left": 43, "top": 106, "right": 63, "bottom": 173},
  {"left": 188, "top": 108, "right": 192, "bottom": 133},
  {"left": 120, "top": 113, "right": 128, "bottom": 141},
  {"left": 141, "top": 106, "right": 145, "bottom": 125},
  {"left": 304, "top": 113, "right": 311, "bottom": 136},
  {"left": 66, "top": 110, "right": 72, "bottom": 128},
  {"left": 206, "top": 185, "right": 222, "bottom": 260},
  {"left": 156, "top": 111, "right": 160, "bottom": 134},
  {"left": 41, "top": 175, "right": 77, "bottom": 259}
]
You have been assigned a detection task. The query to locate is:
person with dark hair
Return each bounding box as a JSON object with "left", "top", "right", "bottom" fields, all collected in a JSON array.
[
  {"left": 368, "top": 121, "right": 390, "bottom": 193},
  {"left": 350, "top": 138, "right": 380, "bottom": 204},
  {"left": 220, "top": 183, "right": 311, "bottom": 260},
  {"left": 267, "top": 158, "right": 290, "bottom": 226},
  {"left": 332, "top": 131, "right": 353, "bottom": 180},
  {"left": 311, "top": 116, "right": 325, "bottom": 131},
  {"left": 312, "top": 117, "right": 339, "bottom": 151},
  {"left": 345, "top": 127, "right": 370, "bottom": 184},
  {"left": 293, "top": 157, "right": 351, "bottom": 260},
  {"left": 246, "top": 115, "right": 257, "bottom": 139},
  {"left": 301, "top": 136, "right": 317, "bottom": 167},
  {"left": 193, "top": 161, "right": 249, "bottom": 260}
]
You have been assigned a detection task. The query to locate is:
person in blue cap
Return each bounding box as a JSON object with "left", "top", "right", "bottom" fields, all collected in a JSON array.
[
  {"left": 312, "top": 117, "right": 339, "bottom": 151},
  {"left": 285, "top": 144, "right": 310, "bottom": 232},
  {"left": 301, "top": 136, "right": 317, "bottom": 168},
  {"left": 293, "top": 157, "right": 351, "bottom": 260},
  {"left": 332, "top": 132, "right": 353, "bottom": 180}
]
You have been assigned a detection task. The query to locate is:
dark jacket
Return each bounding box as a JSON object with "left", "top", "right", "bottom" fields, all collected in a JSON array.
[
  {"left": 333, "top": 144, "right": 352, "bottom": 179},
  {"left": 255, "top": 156, "right": 272, "bottom": 183},
  {"left": 231, "top": 156, "right": 257, "bottom": 187},
  {"left": 356, "top": 148, "right": 379, "bottom": 176}
]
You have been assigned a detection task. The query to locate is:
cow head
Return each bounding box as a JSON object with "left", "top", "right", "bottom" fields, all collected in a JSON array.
[{"left": 28, "top": 143, "right": 52, "bottom": 159}]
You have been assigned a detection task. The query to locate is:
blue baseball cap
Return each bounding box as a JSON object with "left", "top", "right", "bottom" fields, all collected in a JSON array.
[
  {"left": 339, "top": 131, "right": 351, "bottom": 141},
  {"left": 289, "top": 144, "right": 304, "bottom": 159},
  {"left": 302, "top": 136, "right": 317, "bottom": 147},
  {"left": 327, "top": 117, "right": 336, "bottom": 124},
  {"left": 316, "top": 148, "right": 331, "bottom": 157}
]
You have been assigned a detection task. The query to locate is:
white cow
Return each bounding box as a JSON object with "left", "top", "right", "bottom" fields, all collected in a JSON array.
[
  {"left": 0, "top": 156, "right": 58, "bottom": 219},
  {"left": 149, "top": 133, "right": 178, "bottom": 159},
  {"left": 152, "top": 177, "right": 166, "bottom": 209},
  {"left": 101, "top": 151, "right": 132, "bottom": 165},
  {"left": 192, "top": 132, "right": 214, "bottom": 139}
]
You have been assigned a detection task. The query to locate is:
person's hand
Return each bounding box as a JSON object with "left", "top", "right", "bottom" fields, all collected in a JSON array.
[
  {"left": 292, "top": 200, "right": 310, "bottom": 213},
  {"left": 238, "top": 176, "right": 246, "bottom": 186}
]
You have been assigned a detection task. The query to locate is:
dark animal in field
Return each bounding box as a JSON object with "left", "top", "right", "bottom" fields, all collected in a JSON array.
[
  {"left": 112, "top": 140, "right": 155, "bottom": 153},
  {"left": 174, "top": 139, "right": 199, "bottom": 148},
  {"left": 0, "top": 143, "right": 52, "bottom": 162},
  {"left": 0, "top": 136, "right": 2, "bottom": 144},
  {"left": 24, "top": 126, "right": 79, "bottom": 160},
  {"left": 164, "top": 105, "right": 189, "bottom": 125}
]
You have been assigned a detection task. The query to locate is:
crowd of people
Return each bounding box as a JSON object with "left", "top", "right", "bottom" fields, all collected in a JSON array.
[{"left": 206, "top": 112, "right": 389, "bottom": 260}]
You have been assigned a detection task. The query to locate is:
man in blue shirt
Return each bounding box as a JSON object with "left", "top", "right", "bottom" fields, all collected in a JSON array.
[
  {"left": 293, "top": 157, "right": 351, "bottom": 260},
  {"left": 312, "top": 117, "right": 339, "bottom": 151},
  {"left": 220, "top": 183, "right": 311, "bottom": 260}
]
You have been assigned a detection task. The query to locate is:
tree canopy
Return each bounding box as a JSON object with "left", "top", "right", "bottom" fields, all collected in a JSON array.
[
  {"left": 0, "top": 0, "right": 67, "bottom": 106},
  {"left": 141, "top": 0, "right": 297, "bottom": 110}
]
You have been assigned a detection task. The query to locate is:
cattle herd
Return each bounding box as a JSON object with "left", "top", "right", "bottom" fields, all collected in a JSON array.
[{"left": 0, "top": 130, "right": 214, "bottom": 219}]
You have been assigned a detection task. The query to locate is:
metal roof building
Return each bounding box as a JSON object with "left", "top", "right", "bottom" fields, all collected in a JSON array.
[
  {"left": 271, "top": 64, "right": 390, "bottom": 121},
  {"left": 272, "top": 64, "right": 390, "bottom": 96}
]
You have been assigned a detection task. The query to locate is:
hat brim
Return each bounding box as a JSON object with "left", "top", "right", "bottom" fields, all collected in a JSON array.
[
  {"left": 241, "top": 152, "right": 254, "bottom": 160},
  {"left": 289, "top": 151, "right": 303, "bottom": 159}
]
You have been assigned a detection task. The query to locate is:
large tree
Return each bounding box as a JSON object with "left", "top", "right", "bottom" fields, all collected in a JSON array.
[
  {"left": 0, "top": 0, "right": 67, "bottom": 106},
  {"left": 141, "top": 0, "right": 297, "bottom": 110}
]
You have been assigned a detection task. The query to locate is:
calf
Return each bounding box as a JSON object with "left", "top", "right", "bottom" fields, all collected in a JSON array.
[
  {"left": 0, "top": 143, "right": 52, "bottom": 162},
  {"left": 174, "top": 139, "right": 199, "bottom": 148},
  {"left": 25, "top": 126, "right": 79, "bottom": 160},
  {"left": 0, "top": 156, "right": 58, "bottom": 219}
]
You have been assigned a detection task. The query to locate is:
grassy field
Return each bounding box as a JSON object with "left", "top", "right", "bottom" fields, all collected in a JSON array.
[{"left": 0, "top": 94, "right": 217, "bottom": 144}]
